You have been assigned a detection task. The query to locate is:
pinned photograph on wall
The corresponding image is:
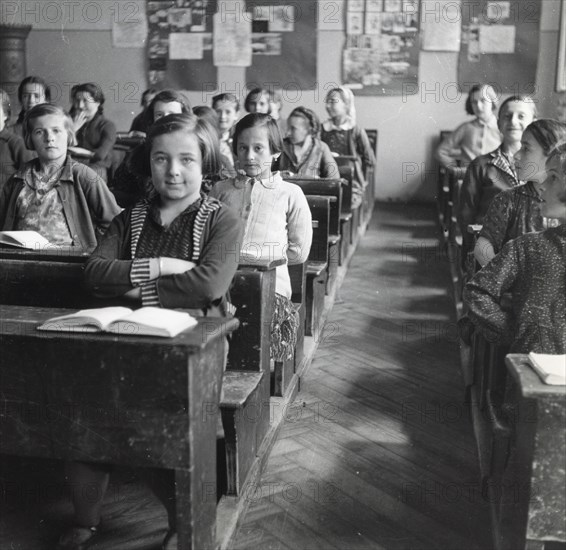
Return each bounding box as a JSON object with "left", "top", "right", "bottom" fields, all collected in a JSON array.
[
  {"left": 367, "top": 0, "right": 383, "bottom": 11},
  {"left": 169, "top": 32, "right": 204, "bottom": 59},
  {"left": 149, "top": 36, "right": 169, "bottom": 57},
  {"left": 348, "top": 0, "right": 365, "bottom": 12},
  {"left": 382, "top": 34, "right": 401, "bottom": 52},
  {"left": 168, "top": 8, "right": 192, "bottom": 31},
  {"left": 384, "top": 0, "right": 402, "bottom": 12},
  {"left": 392, "top": 13, "right": 407, "bottom": 33},
  {"left": 269, "top": 6, "right": 295, "bottom": 32},
  {"left": 347, "top": 12, "right": 364, "bottom": 34},
  {"left": 486, "top": 1, "right": 511, "bottom": 21},
  {"left": 479, "top": 24, "right": 516, "bottom": 53},
  {"left": 467, "top": 22, "right": 481, "bottom": 61},
  {"left": 381, "top": 13, "right": 394, "bottom": 32},
  {"left": 366, "top": 13, "right": 382, "bottom": 34},
  {"left": 149, "top": 70, "right": 166, "bottom": 84},
  {"left": 213, "top": 9, "right": 251, "bottom": 66},
  {"left": 251, "top": 5, "right": 270, "bottom": 32},
  {"left": 251, "top": 33, "right": 282, "bottom": 55}
]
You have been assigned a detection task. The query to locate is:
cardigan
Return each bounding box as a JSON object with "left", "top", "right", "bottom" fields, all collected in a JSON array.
[
  {"left": 0, "top": 156, "right": 121, "bottom": 250},
  {"left": 458, "top": 146, "right": 519, "bottom": 250},
  {"left": 75, "top": 112, "right": 117, "bottom": 170},
  {"left": 209, "top": 172, "right": 313, "bottom": 299},
  {"left": 436, "top": 116, "right": 501, "bottom": 170},
  {"left": 279, "top": 137, "right": 339, "bottom": 179},
  {"left": 464, "top": 224, "right": 566, "bottom": 354},
  {"left": 84, "top": 195, "right": 242, "bottom": 312},
  {"left": 0, "top": 127, "right": 34, "bottom": 190}
]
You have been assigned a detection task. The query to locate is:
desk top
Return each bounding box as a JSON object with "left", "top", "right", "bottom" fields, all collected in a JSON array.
[
  {"left": 0, "top": 247, "right": 89, "bottom": 262},
  {"left": 0, "top": 305, "right": 239, "bottom": 349},
  {"left": 505, "top": 354, "right": 566, "bottom": 399}
]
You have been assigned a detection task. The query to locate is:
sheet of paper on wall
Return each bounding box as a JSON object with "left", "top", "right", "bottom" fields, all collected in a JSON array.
[
  {"left": 269, "top": 6, "right": 295, "bottom": 32},
  {"left": 366, "top": 0, "right": 383, "bottom": 12},
  {"left": 421, "top": 0, "right": 461, "bottom": 51},
  {"left": 112, "top": 0, "right": 148, "bottom": 46},
  {"left": 213, "top": 11, "right": 252, "bottom": 66},
  {"left": 486, "top": 1, "right": 511, "bottom": 22},
  {"left": 348, "top": 0, "right": 365, "bottom": 12},
  {"left": 383, "top": 0, "right": 402, "bottom": 12},
  {"left": 347, "top": 12, "right": 364, "bottom": 34},
  {"left": 479, "top": 24, "right": 516, "bottom": 53},
  {"left": 169, "top": 33, "right": 204, "bottom": 60},
  {"left": 318, "top": 0, "right": 345, "bottom": 31}
]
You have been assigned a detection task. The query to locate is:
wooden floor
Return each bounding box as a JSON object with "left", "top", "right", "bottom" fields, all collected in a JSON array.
[
  {"left": 0, "top": 202, "right": 492, "bottom": 549},
  {"left": 229, "top": 202, "right": 492, "bottom": 550}
]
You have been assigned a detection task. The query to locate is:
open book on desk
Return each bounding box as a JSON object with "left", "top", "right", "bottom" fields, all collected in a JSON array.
[
  {"left": 528, "top": 352, "right": 566, "bottom": 385},
  {"left": 37, "top": 306, "right": 198, "bottom": 338},
  {"left": 0, "top": 231, "right": 52, "bottom": 250}
]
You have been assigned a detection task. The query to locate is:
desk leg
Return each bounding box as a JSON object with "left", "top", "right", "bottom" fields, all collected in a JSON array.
[{"left": 175, "top": 467, "right": 216, "bottom": 549}]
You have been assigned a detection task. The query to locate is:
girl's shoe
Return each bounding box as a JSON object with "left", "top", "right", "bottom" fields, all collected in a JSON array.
[
  {"left": 56, "top": 525, "right": 98, "bottom": 550},
  {"left": 162, "top": 529, "right": 178, "bottom": 550}
]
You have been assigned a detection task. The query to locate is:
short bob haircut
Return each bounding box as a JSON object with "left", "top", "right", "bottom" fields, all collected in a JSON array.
[
  {"left": 16, "top": 76, "right": 51, "bottom": 123},
  {"left": 212, "top": 92, "right": 240, "bottom": 111},
  {"left": 498, "top": 94, "right": 538, "bottom": 121},
  {"left": 193, "top": 105, "right": 219, "bottom": 130},
  {"left": 522, "top": 119, "right": 566, "bottom": 156},
  {"left": 244, "top": 87, "right": 271, "bottom": 113},
  {"left": 288, "top": 106, "right": 321, "bottom": 137},
  {"left": 0, "top": 88, "right": 11, "bottom": 122},
  {"left": 232, "top": 113, "right": 283, "bottom": 156},
  {"left": 465, "top": 84, "right": 498, "bottom": 115},
  {"left": 18, "top": 76, "right": 51, "bottom": 105},
  {"left": 130, "top": 113, "right": 222, "bottom": 178},
  {"left": 23, "top": 104, "right": 76, "bottom": 150},
  {"left": 71, "top": 82, "right": 105, "bottom": 116},
  {"left": 144, "top": 90, "right": 192, "bottom": 127}
]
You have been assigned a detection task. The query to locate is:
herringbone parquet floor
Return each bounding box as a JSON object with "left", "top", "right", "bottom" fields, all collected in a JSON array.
[{"left": 230, "top": 202, "right": 492, "bottom": 550}]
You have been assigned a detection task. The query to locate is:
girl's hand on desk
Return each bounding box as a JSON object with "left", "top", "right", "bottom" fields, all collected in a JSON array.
[{"left": 160, "top": 257, "right": 196, "bottom": 276}]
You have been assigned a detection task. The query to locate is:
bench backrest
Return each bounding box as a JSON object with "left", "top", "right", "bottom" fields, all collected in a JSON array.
[
  {"left": 306, "top": 195, "right": 330, "bottom": 264},
  {"left": 287, "top": 178, "right": 342, "bottom": 236}
]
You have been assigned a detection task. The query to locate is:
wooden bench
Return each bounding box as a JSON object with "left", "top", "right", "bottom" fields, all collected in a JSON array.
[
  {"left": 364, "top": 129, "right": 378, "bottom": 225},
  {"left": 335, "top": 156, "right": 360, "bottom": 245},
  {"left": 0, "top": 305, "right": 238, "bottom": 550},
  {"left": 287, "top": 177, "right": 342, "bottom": 296},
  {"left": 335, "top": 156, "right": 355, "bottom": 258}
]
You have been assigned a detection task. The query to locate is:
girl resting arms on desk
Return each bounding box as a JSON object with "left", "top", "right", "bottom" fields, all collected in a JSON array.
[
  {"left": 464, "top": 141, "right": 566, "bottom": 354},
  {"left": 0, "top": 104, "right": 120, "bottom": 250},
  {"left": 209, "top": 113, "right": 312, "bottom": 363},
  {"left": 57, "top": 114, "right": 242, "bottom": 550}
]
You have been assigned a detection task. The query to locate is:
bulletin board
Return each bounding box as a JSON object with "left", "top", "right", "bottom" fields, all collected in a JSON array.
[
  {"left": 245, "top": 0, "right": 318, "bottom": 91},
  {"left": 146, "top": 0, "right": 218, "bottom": 90},
  {"left": 457, "top": 0, "right": 541, "bottom": 94},
  {"left": 342, "top": 0, "right": 421, "bottom": 96}
]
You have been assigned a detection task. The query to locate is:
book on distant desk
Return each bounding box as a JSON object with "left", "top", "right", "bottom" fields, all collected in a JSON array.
[
  {"left": 37, "top": 306, "right": 198, "bottom": 338},
  {"left": 528, "top": 352, "right": 566, "bottom": 385},
  {"left": 0, "top": 231, "right": 51, "bottom": 250}
]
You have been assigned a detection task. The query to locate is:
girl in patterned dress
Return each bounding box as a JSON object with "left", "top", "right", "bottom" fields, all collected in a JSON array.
[
  {"left": 464, "top": 142, "right": 566, "bottom": 354},
  {"left": 474, "top": 119, "right": 566, "bottom": 266},
  {"left": 0, "top": 104, "right": 119, "bottom": 250},
  {"left": 58, "top": 114, "right": 242, "bottom": 550}
]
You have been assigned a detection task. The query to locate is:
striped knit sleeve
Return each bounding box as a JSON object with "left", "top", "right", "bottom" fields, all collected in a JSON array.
[
  {"left": 140, "top": 282, "right": 160, "bottom": 307},
  {"left": 130, "top": 258, "right": 151, "bottom": 286}
]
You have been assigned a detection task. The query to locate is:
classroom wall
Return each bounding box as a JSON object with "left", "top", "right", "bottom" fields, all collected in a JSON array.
[{"left": 14, "top": 0, "right": 565, "bottom": 202}]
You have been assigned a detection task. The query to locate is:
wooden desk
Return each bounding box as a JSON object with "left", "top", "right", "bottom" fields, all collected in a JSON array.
[
  {"left": 498, "top": 354, "right": 566, "bottom": 550},
  {"left": 0, "top": 305, "right": 238, "bottom": 550}
]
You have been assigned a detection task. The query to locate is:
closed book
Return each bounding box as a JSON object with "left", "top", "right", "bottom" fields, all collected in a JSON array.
[{"left": 528, "top": 352, "right": 566, "bottom": 385}]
